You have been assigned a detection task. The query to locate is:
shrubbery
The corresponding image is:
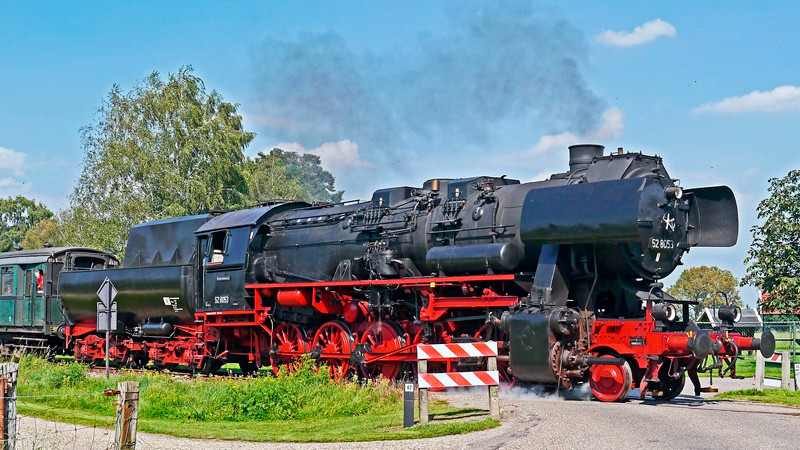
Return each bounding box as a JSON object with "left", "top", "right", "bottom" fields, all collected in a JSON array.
[{"left": 17, "top": 355, "right": 400, "bottom": 422}]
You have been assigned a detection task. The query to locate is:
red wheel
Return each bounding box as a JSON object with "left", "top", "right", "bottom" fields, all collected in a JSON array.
[
  {"left": 272, "top": 323, "right": 308, "bottom": 375},
  {"left": 312, "top": 321, "right": 353, "bottom": 381},
  {"left": 474, "top": 323, "right": 512, "bottom": 383},
  {"left": 360, "top": 321, "right": 403, "bottom": 380},
  {"left": 589, "top": 355, "right": 633, "bottom": 402}
]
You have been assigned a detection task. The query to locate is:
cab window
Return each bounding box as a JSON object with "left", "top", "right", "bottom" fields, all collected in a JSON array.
[{"left": 207, "top": 231, "right": 229, "bottom": 265}]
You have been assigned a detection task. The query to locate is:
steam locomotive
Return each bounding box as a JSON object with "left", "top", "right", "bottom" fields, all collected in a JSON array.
[{"left": 59, "top": 144, "right": 774, "bottom": 401}]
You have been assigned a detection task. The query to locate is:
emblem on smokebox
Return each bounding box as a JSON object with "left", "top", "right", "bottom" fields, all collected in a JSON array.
[{"left": 662, "top": 212, "right": 676, "bottom": 232}]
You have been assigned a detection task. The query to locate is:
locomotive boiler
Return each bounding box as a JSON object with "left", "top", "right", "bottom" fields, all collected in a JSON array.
[{"left": 60, "top": 144, "right": 773, "bottom": 401}]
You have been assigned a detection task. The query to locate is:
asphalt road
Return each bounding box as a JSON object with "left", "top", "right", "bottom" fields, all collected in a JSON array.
[{"left": 18, "top": 378, "right": 800, "bottom": 449}]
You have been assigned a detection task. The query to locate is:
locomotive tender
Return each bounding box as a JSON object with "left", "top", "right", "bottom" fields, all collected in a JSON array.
[{"left": 60, "top": 144, "right": 774, "bottom": 401}]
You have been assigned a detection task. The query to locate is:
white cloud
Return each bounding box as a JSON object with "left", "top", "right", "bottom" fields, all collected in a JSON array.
[
  {"left": 0, "top": 147, "right": 27, "bottom": 177},
  {"left": 275, "top": 140, "right": 375, "bottom": 172},
  {"left": 693, "top": 85, "right": 800, "bottom": 114},
  {"left": 596, "top": 19, "right": 676, "bottom": 47},
  {"left": 526, "top": 107, "right": 626, "bottom": 156},
  {"left": 588, "top": 107, "right": 625, "bottom": 141}
]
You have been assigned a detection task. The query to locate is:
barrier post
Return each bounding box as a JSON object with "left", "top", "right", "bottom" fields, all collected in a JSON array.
[
  {"left": 418, "top": 359, "right": 429, "bottom": 425},
  {"left": 781, "top": 351, "right": 792, "bottom": 390},
  {"left": 754, "top": 351, "right": 765, "bottom": 391},
  {"left": 487, "top": 355, "right": 500, "bottom": 418},
  {"left": 114, "top": 381, "right": 139, "bottom": 449}
]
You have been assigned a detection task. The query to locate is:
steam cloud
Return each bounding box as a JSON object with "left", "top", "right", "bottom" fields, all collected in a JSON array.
[{"left": 251, "top": 2, "right": 605, "bottom": 166}]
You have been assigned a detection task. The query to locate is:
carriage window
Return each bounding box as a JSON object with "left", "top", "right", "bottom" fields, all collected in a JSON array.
[
  {"left": 1, "top": 269, "right": 12, "bottom": 295},
  {"left": 207, "top": 231, "right": 229, "bottom": 265},
  {"left": 24, "top": 270, "right": 32, "bottom": 297}
]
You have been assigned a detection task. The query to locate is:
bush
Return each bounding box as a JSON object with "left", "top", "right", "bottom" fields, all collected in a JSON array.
[{"left": 15, "top": 355, "right": 401, "bottom": 422}]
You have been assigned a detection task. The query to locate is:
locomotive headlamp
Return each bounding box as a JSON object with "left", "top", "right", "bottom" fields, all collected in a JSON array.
[
  {"left": 651, "top": 303, "right": 677, "bottom": 322},
  {"left": 664, "top": 186, "right": 683, "bottom": 200},
  {"left": 718, "top": 305, "right": 742, "bottom": 323}
]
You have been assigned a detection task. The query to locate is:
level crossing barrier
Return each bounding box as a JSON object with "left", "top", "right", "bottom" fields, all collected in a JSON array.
[{"left": 416, "top": 341, "right": 500, "bottom": 424}]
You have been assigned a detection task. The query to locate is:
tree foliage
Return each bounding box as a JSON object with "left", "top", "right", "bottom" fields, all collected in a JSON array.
[
  {"left": 267, "top": 149, "right": 343, "bottom": 203},
  {"left": 20, "top": 217, "right": 60, "bottom": 250},
  {"left": 666, "top": 265, "right": 742, "bottom": 318},
  {"left": 64, "top": 66, "right": 255, "bottom": 256},
  {"left": 743, "top": 169, "right": 800, "bottom": 313},
  {"left": 0, "top": 196, "right": 53, "bottom": 251},
  {"left": 244, "top": 151, "right": 307, "bottom": 203}
]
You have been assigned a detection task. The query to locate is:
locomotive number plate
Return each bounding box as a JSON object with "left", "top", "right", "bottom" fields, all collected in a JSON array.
[
  {"left": 649, "top": 238, "right": 675, "bottom": 250},
  {"left": 629, "top": 337, "right": 645, "bottom": 347}
]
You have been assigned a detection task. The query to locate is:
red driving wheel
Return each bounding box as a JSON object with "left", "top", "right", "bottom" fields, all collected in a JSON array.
[
  {"left": 360, "top": 321, "right": 403, "bottom": 380},
  {"left": 271, "top": 323, "right": 308, "bottom": 375},
  {"left": 589, "top": 354, "right": 633, "bottom": 402},
  {"left": 312, "top": 321, "right": 354, "bottom": 381}
]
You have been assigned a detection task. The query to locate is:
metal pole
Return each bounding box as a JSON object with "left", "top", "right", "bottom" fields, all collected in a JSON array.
[
  {"left": 105, "top": 289, "right": 112, "bottom": 379},
  {"left": 105, "top": 330, "right": 110, "bottom": 379}
]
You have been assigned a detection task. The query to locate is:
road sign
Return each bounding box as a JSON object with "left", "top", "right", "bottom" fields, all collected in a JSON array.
[
  {"left": 97, "top": 302, "right": 118, "bottom": 332},
  {"left": 96, "top": 277, "right": 118, "bottom": 309},
  {"left": 96, "top": 277, "right": 118, "bottom": 379}
]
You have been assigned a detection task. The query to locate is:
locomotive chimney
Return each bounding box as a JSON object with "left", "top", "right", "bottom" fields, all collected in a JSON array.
[{"left": 568, "top": 144, "right": 604, "bottom": 172}]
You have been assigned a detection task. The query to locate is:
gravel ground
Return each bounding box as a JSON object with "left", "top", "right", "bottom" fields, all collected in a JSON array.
[{"left": 16, "top": 377, "right": 800, "bottom": 449}]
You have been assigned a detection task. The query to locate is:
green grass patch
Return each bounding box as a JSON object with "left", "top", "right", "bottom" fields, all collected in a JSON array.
[
  {"left": 715, "top": 388, "right": 800, "bottom": 408},
  {"left": 15, "top": 355, "right": 497, "bottom": 442}
]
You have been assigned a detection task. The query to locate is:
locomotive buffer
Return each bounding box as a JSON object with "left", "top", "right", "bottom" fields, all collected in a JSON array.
[{"left": 96, "top": 277, "right": 118, "bottom": 379}]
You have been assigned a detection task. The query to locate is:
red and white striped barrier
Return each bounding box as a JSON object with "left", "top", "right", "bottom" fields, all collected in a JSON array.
[
  {"left": 416, "top": 340, "right": 500, "bottom": 424},
  {"left": 417, "top": 341, "right": 498, "bottom": 360},
  {"left": 767, "top": 353, "right": 782, "bottom": 363},
  {"left": 419, "top": 370, "right": 500, "bottom": 388}
]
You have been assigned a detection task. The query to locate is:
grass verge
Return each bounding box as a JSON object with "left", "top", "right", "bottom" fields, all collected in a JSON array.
[
  {"left": 715, "top": 388, "right": 800, "bottom": 408},
  {"left": 15, "top": 355, "right": 498, "bottom": 442}
]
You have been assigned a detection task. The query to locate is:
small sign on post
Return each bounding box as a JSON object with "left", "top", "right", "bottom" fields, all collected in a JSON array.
[
  {"left": 403, "top": 382, "right": 415, "bottom": 428},
  {"left": 96, "top": 277, "right": 118, "bottom": 379}
]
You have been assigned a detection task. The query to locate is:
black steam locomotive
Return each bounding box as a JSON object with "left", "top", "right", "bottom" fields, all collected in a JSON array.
[{"left": 60, "top": 145, "right": 770, "bottom": 401}]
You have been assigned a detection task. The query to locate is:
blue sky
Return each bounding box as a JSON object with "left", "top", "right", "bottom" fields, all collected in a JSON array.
[{"left": 3, "top": 1, "right": 800, "bottom": 303}]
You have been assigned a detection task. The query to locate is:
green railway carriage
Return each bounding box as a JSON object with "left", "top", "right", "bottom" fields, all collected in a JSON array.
[{"left": 0, "top": 246, "right": 118, "bottom": 350}]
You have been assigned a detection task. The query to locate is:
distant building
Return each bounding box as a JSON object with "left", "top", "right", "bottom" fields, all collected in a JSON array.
[{"left": 697, "top": 307, "right": 762, "bottom": 336}]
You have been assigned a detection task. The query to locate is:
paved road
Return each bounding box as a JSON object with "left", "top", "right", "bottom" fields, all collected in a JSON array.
[{"left": 18, "top": 378, "right": 800, "bottom": 449}]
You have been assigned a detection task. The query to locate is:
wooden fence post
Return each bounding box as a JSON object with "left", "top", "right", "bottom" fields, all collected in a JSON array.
[
  {"left": 114, "top": 381, "right": 139, "bottom": 450},
  {"left": 0, "top": 363, "right": 17, "bottom": 450},
  {"left": 754, "top": 351, "right": 765, "bottom": 391},
  {"left": 487, "top": 355, "right": 500, "bottom": 418},
  {"left": 781, "top": 351, "right": 792, "bottom": 390},
  {"left": 418, "top": 359, "right": 428, "bottom": 425}
]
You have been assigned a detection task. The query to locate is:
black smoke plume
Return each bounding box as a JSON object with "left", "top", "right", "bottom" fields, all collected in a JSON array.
[{"left": 251, "top": 2, "right": 604, "bottom": 164}]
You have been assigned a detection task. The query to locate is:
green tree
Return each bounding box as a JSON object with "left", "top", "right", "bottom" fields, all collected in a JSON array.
[
  {"left": 64, "top": 66, "right": 255, "bottom": 256},
  {"left": 20, "top": 217, "right": 61, "bottom": 250},
  {"left": 743, "top": 169, "right": 800, "bottom": 313},
  {"left": 666, "top": 265, "right": 742, "bottom": 318},
  {"left": 0, "top": 196, "right": 54, "bottom": 251},
  {"left": 245, "top": 151, "right": 307, "bottom": 203},
  {"left": 267, "top": 149, "right": 343, "bottom": 203}
]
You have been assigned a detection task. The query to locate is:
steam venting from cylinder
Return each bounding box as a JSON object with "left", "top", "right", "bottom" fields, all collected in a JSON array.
[{"left": 568, "top": 144, "right": 604, "bottom": 172}]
